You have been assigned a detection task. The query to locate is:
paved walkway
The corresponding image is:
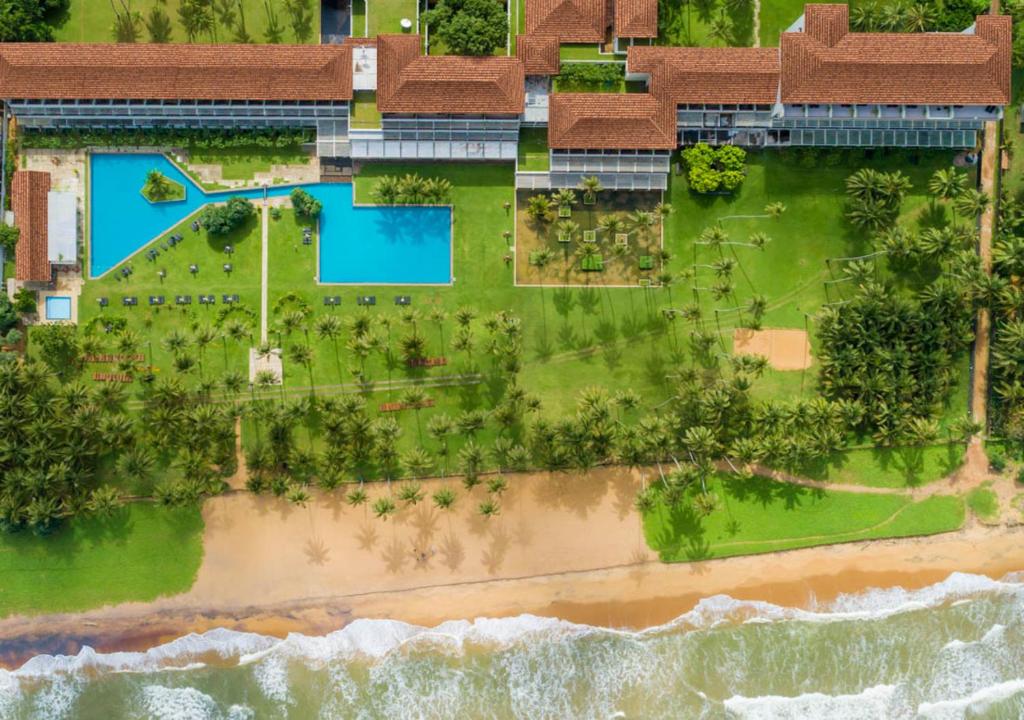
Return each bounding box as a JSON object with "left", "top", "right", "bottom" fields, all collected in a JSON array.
[
  {"left": 260, "top": 200, "right": 269, "bottom": 345},
  {"left": 972, "top": 120, "right": 998, "bottom": 428}
]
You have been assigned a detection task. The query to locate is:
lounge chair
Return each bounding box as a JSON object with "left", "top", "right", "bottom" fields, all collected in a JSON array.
[
  {"left": 175, "top": 295, "right": 191, "bottom": 305},
  {"left": 394, "top": 296, "right": 411, "bottom": 306},
  {"left": 97, "top": 297, "right": 108, "bottom": 307},
  {"left": 148, "top": 295, "right": 164, "bottom": 306},
  {"left": 189, "top": 264, "right": 198, "bottom": 274},
  {"left": 223, "top": 294, "right": 234, "bottom": 304},
  {"left": 357, "top": 295, "right": 376, "bottom": 306},
  {"left": 122, "top": 296, "right": 138, "bottom": 306},
  {"left": 223, "top": 263, "right": 233, "bottom": 273}
]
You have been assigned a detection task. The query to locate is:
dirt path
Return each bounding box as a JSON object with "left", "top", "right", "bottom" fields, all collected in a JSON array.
[{"left": 971, "top": 120, "right": 999, "bottom": 429}]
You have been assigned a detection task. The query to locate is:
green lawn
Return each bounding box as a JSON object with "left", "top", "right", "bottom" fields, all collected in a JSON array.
[
  {"left": 352, "top": 0, "right": 367, "bottom": 37},
  {"left": 1003, "top": 70, "right": 1024, "bottom": 196},
  {"left": 644, "top": 474, "right": 966, "bottom": 561},
  {"left": 966, "top": 482, "right": 1000, "bottom": 521},
  {"left": 184, "top": 146, "right": 311, "bottom": 186},
  {"left": 758, "top": 0, "right": 808, "bottom": 47},
  {"left": 560, "top": 44, "right": 618, "bottom": 61},
  {"left": 0, "top": 504, "right": 203, "bottom": 616},
  {"left": 54, "top": 0, "right": 319, "bottom": 43},
  {"left": 517, "top": 128, "right": 549, "bottom": 171},
  {"left": 368, "top": 0, "right": 418, "bottom": 36},
  {"left": 71, "top": 205, "right": 263, "bottom": 383},
  {"left": 351, "top": 91, "right": 383, "bottom": 130},
  {"left": 658, "top": 0, "right": 754, "bottom": 47}
]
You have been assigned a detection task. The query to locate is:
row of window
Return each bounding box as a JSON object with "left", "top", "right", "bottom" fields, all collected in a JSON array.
[
  {"left": 8, "top": 99, "right": 348, "bottom": 107},
  {"left": 351, "top": 140, "right": 518, "bottom": 160},
  {"left": 12, "top": 105, "right": 347, "bottom": 119}
]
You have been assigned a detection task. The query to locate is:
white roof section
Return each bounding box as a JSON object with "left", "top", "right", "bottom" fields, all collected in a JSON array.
[
  {"left": 47, "top": 191, "right": 77, "bottom": 265},
  {"left": 352, "top": 46, "right": 377, "bottom": 91}
]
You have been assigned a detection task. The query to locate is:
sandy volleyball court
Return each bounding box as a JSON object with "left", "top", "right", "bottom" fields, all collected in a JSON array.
[{"left": 733, "top": 328, "right": 812, "bottom": 370}]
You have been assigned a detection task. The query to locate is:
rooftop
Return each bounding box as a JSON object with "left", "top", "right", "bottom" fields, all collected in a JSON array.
[
  {"left": 0, "top": 43, "right": 353, "bottom": 101},
  {"left": 548, "top": 93, "right": 676, "bottom": 149},
  {"left": 614, "top": 0, "right": 658, "bottom": 38},
  {"left": 376, "top": 35, "right": 525, "bottom": 114},
  {"left": 516, "top": 34, "right": 561, "bottom": 76},
  {"left": 525, "top": 0, "right": 607, "bottom": 43},
  {"left": 780, "top": 4, "right": 1011, "bottom": 105},
  {"left": 629, "top": 46, "right": 780, "bottom": 105},
  {"left": 12, "top": 170, "right": 51, "bottom": 283}
]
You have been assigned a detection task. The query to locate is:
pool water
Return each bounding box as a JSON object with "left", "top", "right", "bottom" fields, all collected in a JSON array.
[
  {"left": 44, "top": 296, "right": 72, "bottom": 320},
  {"left": 88, "top": 153, "right": 452, "bottom": 284}
]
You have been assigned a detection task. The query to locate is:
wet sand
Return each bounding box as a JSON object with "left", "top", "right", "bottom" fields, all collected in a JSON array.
[{"left": 0, "top": 466, "right": 1021, "bottom": 667}]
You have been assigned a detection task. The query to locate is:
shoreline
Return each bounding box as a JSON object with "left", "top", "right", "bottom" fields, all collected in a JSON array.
[{"left": 1, "top": 521, "right": 1021, "bottom": 669}]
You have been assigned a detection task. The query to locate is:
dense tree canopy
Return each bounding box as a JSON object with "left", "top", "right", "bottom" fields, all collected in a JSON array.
[
  {"left": 424, "top": 0, "right": 506, "bottom": 55},
  {"left": 201, "top": 196, "right": 256, "bottom": 235},
  {"left": 0, "top": 0, "right": 67, "bottom": 42}
]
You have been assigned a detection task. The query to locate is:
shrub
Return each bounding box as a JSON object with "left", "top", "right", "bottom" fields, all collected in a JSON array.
[
  {"left": 290, "top": 188, "right": 322, "bottom": 218},
  {"left": 988, "top": 445, "right": 1008, "bottom": 472},
  {"left": 19, "top": 127, "right": 313, "bottom": 150},
  {"left": 12, "top": 287, "right": 36, "bottom": 314},
  {"left": 682, "top": 143, "right": 747, "bottom": 194},
  {"left": 141, "top": 169, "right": 182, "bottom": 202},
  {"left": 201, "top": 196, "right": 255, "bottom": 235},
  {"left": 0, "top": 224, "right": 18, "bottom": 254},
  {"left": 557, "top": 63, "right": 624, "bottom": 88}
]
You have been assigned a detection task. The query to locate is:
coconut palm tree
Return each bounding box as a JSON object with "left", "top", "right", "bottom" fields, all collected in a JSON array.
[
  {"left": 427, "top": 413, "right": 455, "bottom": 474},
  {"left": 928, "top": 167, "right": 967, "bottom": 203},
  {"left": 432, "top": 487, "right": 457, "bottom": 510},
  {"left": 578, "top": 176, "right": 603, "bottom": 204},
  {"left": 372, "top": 496, "right": 397, "bottom": 520},
  {"left": 597, "top": 214, "right": 625, "bottom": 237},
  {"left": 398, "top": 481, "right": 425, "bottom": 505},
  {"left": 526, "top": 194, "right": 554, "bottom": 225},
  {"left": 345, "top": 486, "right": 368, "bottom": 506},
  {"left": 372, "top": 175, "right": 401, "bottom": 204},
  {"left": 556, "top": 219, "right": 580, "bottom": 243},
  {"left": 554, "top": 188, "right": 577, "bottom": 208},
  {"left": 478, "top": 499, "right": 500, "bottom": 519},
  {"left": 954, "top": 189, "right": 990, "bottom": 219}
]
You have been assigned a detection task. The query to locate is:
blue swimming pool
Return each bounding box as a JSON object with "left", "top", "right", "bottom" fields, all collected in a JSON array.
[
  {"left": 89, "top": 153, "right": 452, "bottom": 284},
  {"left": 45, "top": 296, "right": 72, "bottom": 320}
]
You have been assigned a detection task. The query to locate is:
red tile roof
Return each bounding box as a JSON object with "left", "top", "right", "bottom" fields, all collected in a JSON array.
[
  {"left": 780, "top": 4, "right": 1011, "bottom": 105},
  {"left": 12, "top": 170, "right": 51, "bottom": 283},
  {"left": 548, "top": 93, "right": 676, "bottom": 149},
  {"left": 630, "top": 46, "right": 780, "bottom": 104},
  {"left": 615, "top": 0, "right": 658, "bottom": 38},
  {"left": 516, "top": 34, "right": 561, "bottom": 75},
  {"left": 376, "top": 35, "right": 525, "bottom": 114},
  {"left": 0, "top": 43, "right": 353, "bottom": 101},
  {"left": 525, "top": 0, "right": 608, "bottom": 42}
]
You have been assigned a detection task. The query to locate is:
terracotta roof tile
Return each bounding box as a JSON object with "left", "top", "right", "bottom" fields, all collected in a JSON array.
[
  {"left": 12, "top": 170, "right": 51, "bottom": 283},
  {"left": 615, "top": 0, "right": 658, "bottom": 38},
  {"left": 548, "top": 93, "right": 676, "bottom": 149},
  {"left": 0, "top": 43, "right": 353, "bottom": 101},
  {"left": 630, "top": 46, "right": 780, "bottom": 104},
  {"left": 780, "top": 4, "right": 1011, "bottom": 105},
  {"left": 525, "top": 0, "right": 607, "bottom": 42},
  {"left": 376, "top": 35, "right": 525, "bottom": 114},
  {"left": 516, "top": 34, "right": 561, "bottom": 75}
]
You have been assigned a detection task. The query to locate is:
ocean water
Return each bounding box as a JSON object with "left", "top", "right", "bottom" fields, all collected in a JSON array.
[{"left": 2, "top": 572, "right": 1023, "bottom": 719}]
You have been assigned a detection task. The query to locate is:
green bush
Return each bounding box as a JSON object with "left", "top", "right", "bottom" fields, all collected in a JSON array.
[
  {"left": 290, "top": 188, "right": 322, "bottom": 218},
  {"left": 12, "top": 287, "right": 35, "bottom": 314},
  {"left": 19, "top": 127, "right": 313, "bottom": 151},
  {"left": 557, "top": 63, "right": 624, "bottom": 86},
  {"left": 201, "top": 196, "right": 256, "bottom": 235},
  {"left": 681, "top": 143, "right": 748, "bottom": 194},
  {"left": 988, "top": 445, "right": 1008, "bottom": 472}
]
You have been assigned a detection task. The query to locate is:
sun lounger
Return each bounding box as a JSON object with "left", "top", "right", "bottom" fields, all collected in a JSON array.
[
  {"left": 357, "top": 295, "right": 376, "bottom": 306},
  {"left": 175, "top": 295, "right": 191, "bottom": 305},
  {"left": 122, "top": 296, "right": 138, "bottom": 306},
  {"left": 148, "top": 295, "right": 164, "bottom": 306},
  {"left": 97, "top": 297, "right": 108, "bottom": 307},
  {"left": 394, "top": 296, "right": 411, "bottom": 306}
]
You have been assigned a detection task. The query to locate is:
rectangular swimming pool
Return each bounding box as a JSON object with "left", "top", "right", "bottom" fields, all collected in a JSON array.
[{"left": 45, "top": 296, "right": 72, "bottom": 320}]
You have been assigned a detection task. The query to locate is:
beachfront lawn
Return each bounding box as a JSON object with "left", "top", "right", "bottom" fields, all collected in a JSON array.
[
  {"left": 0, "top": 504, "right": 203, "bottom": 616},
  {"left": 351, "top": 91, "right": 383, "bottom": 130},
  {"left": 796, "top": 442, "right": 967, "bottom": 489},
  {"left": 368, "top": 0, "right": 419, "bottom": 36},
  {"left": 966, "top": 482, "right": 1000, "bottom": 522},
  {"left": 54, "top": 0, "right": 319, "bottom": 43},
  {"left": 515, "top": 190, "right": 665, "bottom": 286},
  {"left": 517, "top": 128, "right": 549, "bottom": 171},
  {"left": 644, "top": 474, "right": 966, "bottom": 561}
]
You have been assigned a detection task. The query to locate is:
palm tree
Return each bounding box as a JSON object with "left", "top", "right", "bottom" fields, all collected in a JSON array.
[
  {"left": 478, "top": 499, "right": 500, "bottom": 519},
  {"left": 458, "top": 441, "right": 484, "bottom": 488},
  {"left": 286, "top": 343, "right": 315, "bottom": 390},
  {"left": 486, "top": 475, "right": 508, "bottom": 496},
  {"left": 372, "top": 175, "right": 401, "bottom": 205},
  {"left": 346, "top": 487, "right": 368, "bottom": 506},
  {"left": 398, "top": 482, "right": 425, "bottom": 506},
  {"left": 526, "top": 194, "right": 554, "bottom": 225},
  {"left": 597, "top": 214, "right": 625, "bottom": 237},
  {"left": 556, "top": 219, "right": 580, "bottom": 243},
  {"left": 161, "top": 328, "right": 189, "bottom": 356},
  {"left": 372, "top": 496, "right": 397, "bottom": 520},
  {"left": 764, "top": 201, "right": 786, "bottom": 218},
  {"left": 578, "top": 176, "right": 603, "bottom": 205},
  {"left": 402, "top": 446, "right": 434, "bottom": 479},
  {"left": 427, "top": 413, "right": 455, "bottom": 474},
  {"left": 314, "top": 314, "right": 344, "bottom": 382},
  {"left": 928, "top": 167, "right": 966, "bottom": 203},
  {"left": 954, "top": 189, "right": 989, "bottom": 220},
  {"left": 432, "top": 487, "right": 457, "bottom": 510},
  {"left": 87, "top": 485, "right": 121, "bottom": 516},
  {"left": 554, "top": 188, "right": 577, "bottom": 207},
  {"left": 708, "top": 11, "right": 732, "bottom": 46},
  {"left": 193, "top": 325, "right": 219, "bottom": 378}
]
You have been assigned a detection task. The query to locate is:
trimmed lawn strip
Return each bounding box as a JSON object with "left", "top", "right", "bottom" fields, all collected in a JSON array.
[
  {"left": 758, "top": 0, "right": 807, "bottom": 47},
  {"left": 185, "top": 146, "right": 310, "bottom": 183},
  {"left": 644, "top": 474, "right": 965, "bottom": 562},
  {"left": 368, "top": 0, "right": 418, "bottom": 36},
  {"left": 351, "top": 91, "right": 382, "bottom": 130},
  {"left": 0, "top": 504, "right": 203, "bottom": 617},
  {"left": 517, "top": 128, "right": 549, "bottom": 171}
]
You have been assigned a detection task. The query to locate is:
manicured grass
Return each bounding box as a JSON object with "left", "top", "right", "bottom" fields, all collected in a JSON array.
[
  {"left": 368, "top": 0, "right": 418, "bottom": 36},
  {"left": 796, "top": 443, "right": 967, "bottom": 489},
  {"left": 658, "top": 0, "right": 754, "bottom": 47},
  {"left": 0, "top": 504, "right": 203, "bottom": 617},
  {"left": 1003, "top": 69, "right": 1024, "bottom": 196},
  {"left": 352, "top": 0, "right": 368, "bottom": 37},
  {"left": 552, "top": 78, "right": 647, "bottom": 93},
  {"left": 517, "top": 128, "right": 549, "bottom": 171},
  {"left": 185, "top": 146, "right": 311, "bottom": 184},
  {"left": 966, "top": 482, "right": 1000, "bottom": 522},
  {"left": 560, "top": 45, "right": 617, "bottom": 61},
  {"left": 644, "top": 474, "right": 966, "bottom": 561},
  {"left": 758, "top": 0, "right": 807, "bottom": 47},
  {"left": 54, "top": 0, "right": 319, "bottom": 43},
  {"left": 68, "top": 207, "right": 263, "bottom": 384},
  {"left": 351, "top": 91, "right": 382, "bottom": 130}
]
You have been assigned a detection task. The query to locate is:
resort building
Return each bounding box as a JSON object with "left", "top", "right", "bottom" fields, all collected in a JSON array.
[
  {"left": 10, "top": 170, "right": 77, "bottom": 284},
  {"left": 0, "top": 44, "right": 354, "bottom": 157},
  {"left": 350, "top": 34, "right": 524, "bottom": 161},
  {"left": 0, "top": 4, "right": 1011, "bottom": 188}
]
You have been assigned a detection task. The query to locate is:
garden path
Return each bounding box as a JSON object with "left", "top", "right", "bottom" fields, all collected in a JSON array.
[
  {"left": 970, "top": 121, "right": 998, "bottom": 430},
  {"left": 260, "top": 200, "right": 269, "bottom": 345}
]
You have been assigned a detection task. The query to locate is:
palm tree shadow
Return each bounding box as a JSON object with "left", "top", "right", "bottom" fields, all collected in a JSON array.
[
  {"left": 304, "top": 535, "right": 330, "bottom": 566},
  {"left": 439, "top": 531, "right": 465, "bottom": 571}
]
